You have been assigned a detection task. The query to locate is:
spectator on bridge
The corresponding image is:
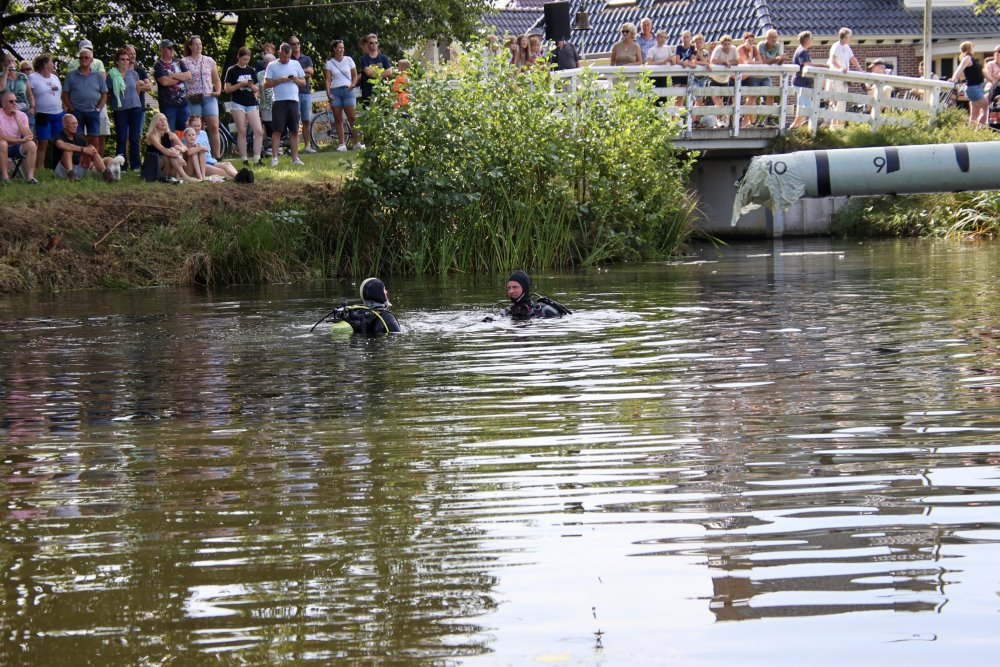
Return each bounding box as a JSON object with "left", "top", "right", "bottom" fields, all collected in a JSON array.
[
  {"left": 710, "top": 35, "right": 738, "bottom": 127},
  {"left": 646, "top": 31, "right": 672, "bottom": 104},
  {"left": 672, "top": 31, "right": 697, "bottom": 106},
  {"left": 527, "top": 34, "right": 544, "bottom": 68},
  {"left": 62, "top": 48, "right": 108, "bottom": 154},
  {"left": 691, "top": 34, "right": 712, "bottom": 106},
  {"left": 0, "top": 89, "right": 38, "bottom": 183},
  {"left": 865, "top": 59, "right": 895, "bottom": 104},
  {"left": 27, "top": 54, "right": 62, "bottom": 173},
  {"left": 512, "top": 35, "right": 529, "bottom": 68},
  {"left": 636, "top": 18, "right": 656, "bottom": 63},
  {"left": 738, "top": 32, "right": 768, "bottom": 127},
  {"left": 757, "top": 29, "right": 783, "bottom": 119},
  {"left": 551, "top": 36, "right": 580, "bottom": 71},
  {"left": 826, "top": 27, "right": 861, "bottom": 126},
  {"left": 984, "top": 45, "right": 1000, "bottom": 88},
  {"left": 951, "top": 41, "right": 988, "bottom": 128},
  {"left": 611, "top": 23, "right": 643, "bottom": 66},
  {"left": 790, "top": 31, "right": 823, "bottom": 130}
]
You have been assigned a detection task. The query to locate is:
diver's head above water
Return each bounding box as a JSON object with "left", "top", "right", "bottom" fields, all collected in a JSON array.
[
  {"left": 360, "top": 277, "right": 390, "bottom": 308},
  {"left": 507, "top": 270, "right": 531, "bottom": 305}
]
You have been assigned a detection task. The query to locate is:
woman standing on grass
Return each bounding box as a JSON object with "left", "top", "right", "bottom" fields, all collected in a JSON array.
[
  {"left": 107, "top": 48, "right": 144, "bottom": 172},
  {"left": 324, "top": 39, "right": 361, "bottom": 152},
  {"left": 27, "top": 54, "right": 62, "bottom": 173},
  {"left": 224, "top": 47, "right": 263, "bottom": 166},
  {"left": 952, "top": 41, "right": 988, "bottom": 128}
]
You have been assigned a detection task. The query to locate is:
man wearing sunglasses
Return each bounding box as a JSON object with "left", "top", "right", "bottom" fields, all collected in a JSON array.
[
  {"left": 359, "top": 33, "right": 392, "bottom": 107},
  {"left": 0, "top": 90, "right": 39, "bottom": 183}
]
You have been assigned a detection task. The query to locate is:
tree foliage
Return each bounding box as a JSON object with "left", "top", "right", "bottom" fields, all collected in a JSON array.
[{"left": 2, "top": 0, "right": 491, "bottom": 70}]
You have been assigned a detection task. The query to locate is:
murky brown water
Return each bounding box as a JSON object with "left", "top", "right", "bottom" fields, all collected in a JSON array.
[{"left": 1, "top": 239, "right": 998, "bottom": 665}]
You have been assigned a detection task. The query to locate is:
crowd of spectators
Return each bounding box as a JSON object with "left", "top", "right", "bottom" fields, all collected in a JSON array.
[
  {"left": 499, "top": 19, "right": 994, "bottom": 131},
  {"left": 1, "top": 31, "right": 396, "bottom": 185}
]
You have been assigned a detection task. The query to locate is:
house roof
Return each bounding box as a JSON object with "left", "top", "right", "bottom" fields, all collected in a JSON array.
[
  {"left": 481, "top": 0, "right": 1000, "bottom": 53},
  {"left": 4, "top": 41, "right": 44, "bottom": 63}
]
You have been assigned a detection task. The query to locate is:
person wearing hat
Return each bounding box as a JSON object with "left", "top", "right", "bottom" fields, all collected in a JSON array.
[
  {"left": 67, "top": 40, "right": 111, "bottom": 154},
  {"left": 338, "top": 278, "right": 401, "bottom": 334},
  {"left": 865, "top": 58, "right": 894, "bottom": 110},
  {"left": 552, "top": 36, "right": 580, "bottom": 71},
  {"left": 154, "top": 38, "right": 192, "bottom": 131},
  {"left": 499, "top": 270, "right": 569, "bottom": 320}
]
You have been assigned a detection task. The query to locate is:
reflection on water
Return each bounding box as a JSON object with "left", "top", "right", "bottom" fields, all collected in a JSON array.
[{"left": 1, "top": 239, "right": 998, "bottom": 665}]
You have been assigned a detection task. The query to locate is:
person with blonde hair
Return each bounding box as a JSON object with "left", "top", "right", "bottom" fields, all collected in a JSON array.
[
  {"left": 145, "top": 111, "right": 201, "bottom": 182},
  {"left": 952, "top": 41, "right": 988, "bottom": 127},
  {"left": 611, "top": 23, "right": 642, "bottom": 66},
  {"left": 826, "top": 27, "right": 860, "bottom": 125}
]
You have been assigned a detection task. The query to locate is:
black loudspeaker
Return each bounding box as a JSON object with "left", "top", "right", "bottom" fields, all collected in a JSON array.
[{"left": 544, "top": 2, "right": 571, "bottom": 41}]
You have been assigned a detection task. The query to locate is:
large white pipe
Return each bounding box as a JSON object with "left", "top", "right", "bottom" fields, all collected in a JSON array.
[{"left": 732, "top": 142, "right": 1000, "bottom": 225}]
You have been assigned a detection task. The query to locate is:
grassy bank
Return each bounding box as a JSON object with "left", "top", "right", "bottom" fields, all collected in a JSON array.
[{"left": 0, "top": 152, "right": 355, "bottom": 293}]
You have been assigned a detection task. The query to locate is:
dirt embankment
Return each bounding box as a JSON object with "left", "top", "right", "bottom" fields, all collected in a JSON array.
[{"left": 1, "top": 180, "right": 342, "bottom": 293}]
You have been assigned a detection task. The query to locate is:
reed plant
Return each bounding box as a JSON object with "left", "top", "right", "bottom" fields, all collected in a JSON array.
[{"left": 341, "top": 50, "right": 697, "bottom": 275}]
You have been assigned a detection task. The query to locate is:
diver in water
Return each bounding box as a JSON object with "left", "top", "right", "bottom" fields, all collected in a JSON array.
[
  {"left": 313, "top": 277, "right": 401, "bottom": 335},
  {"left": 488, "top": 270, "right": 571, "bottom": 321}
]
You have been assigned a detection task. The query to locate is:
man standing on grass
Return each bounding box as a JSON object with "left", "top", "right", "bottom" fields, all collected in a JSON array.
[
  {"left": 359, "top": 33, "right": 392, "bottom": 107},
  {"left": 289, "top": 36, "right": 317, "bottom": 154},
  {"left": 264, "top": 42, "right": 306, "bottom": 167},
  {"left": 62, "top": 47, "right": 107, "bottom": 154}
]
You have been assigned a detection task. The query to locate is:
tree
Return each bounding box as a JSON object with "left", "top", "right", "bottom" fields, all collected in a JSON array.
[{"left": 3, "top": 0, "right": 492, "bottom": 71}]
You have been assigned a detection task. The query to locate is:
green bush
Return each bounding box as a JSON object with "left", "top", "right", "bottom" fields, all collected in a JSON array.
[{"left": 340, "top": 51, "right": 697, "bottom": 275}]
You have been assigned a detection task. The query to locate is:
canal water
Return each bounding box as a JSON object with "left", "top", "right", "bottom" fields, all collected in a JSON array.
[{"left": 1, "top": 239, "right": 997, "bottom": 666}]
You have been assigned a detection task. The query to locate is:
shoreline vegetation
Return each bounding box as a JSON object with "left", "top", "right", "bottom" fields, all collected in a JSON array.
[{"left": 2, "top": 66, "right": 998, "bottom": 294}]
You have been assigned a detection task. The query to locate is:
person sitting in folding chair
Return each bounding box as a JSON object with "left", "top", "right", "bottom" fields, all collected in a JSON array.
[{"left": 0, "top": 90, "right": 38, "bottom": 183}]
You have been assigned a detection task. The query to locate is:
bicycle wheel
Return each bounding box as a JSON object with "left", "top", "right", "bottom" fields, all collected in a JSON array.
[
  {"left": 310, "top": 111, "right": 338, "bottom": 150},
  {"left": 218, "top": 127, "right": 232, "bottom": 159}
]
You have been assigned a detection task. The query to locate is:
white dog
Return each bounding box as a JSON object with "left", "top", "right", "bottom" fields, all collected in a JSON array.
[{"left": 107, "top": 155, "right": 125, "bottom": 181}]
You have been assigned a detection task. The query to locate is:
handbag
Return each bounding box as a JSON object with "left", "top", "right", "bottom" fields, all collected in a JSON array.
[
  {"left": 140, "top": 151, "right": 161, "bottom": 182},
  {"left": 187, "top": 92, "right": 205, "bottom": 104}
]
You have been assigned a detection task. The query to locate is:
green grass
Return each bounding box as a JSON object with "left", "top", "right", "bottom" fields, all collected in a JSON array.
[{"left": 0, "top": 148, "right": 355, "bottom": 204}]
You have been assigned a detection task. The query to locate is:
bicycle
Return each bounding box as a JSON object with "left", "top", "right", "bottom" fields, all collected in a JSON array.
[{"left": 309, "top": 100, "right": 361, "bottom": 151}]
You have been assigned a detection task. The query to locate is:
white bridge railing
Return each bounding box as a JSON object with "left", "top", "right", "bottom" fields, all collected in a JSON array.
[{"left": 552, "top": 64, "right": 957, "bottom": 137}]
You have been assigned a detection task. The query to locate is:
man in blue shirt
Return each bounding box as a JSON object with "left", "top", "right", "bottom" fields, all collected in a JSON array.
[{"left": 62, "top": 48, "right": 107, "bottom": 152}]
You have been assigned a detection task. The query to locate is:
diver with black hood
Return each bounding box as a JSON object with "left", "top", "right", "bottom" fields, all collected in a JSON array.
[
  {"left": 488, "top": 270, "right": 571, "bottom": 321},
  {"left": 312, "top": 277, "right": 401, "bottom": 335}
]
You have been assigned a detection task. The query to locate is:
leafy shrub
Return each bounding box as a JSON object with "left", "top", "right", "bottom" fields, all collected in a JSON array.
[{"left": 340, "top": 50, "right": 697, "bottom": 275}]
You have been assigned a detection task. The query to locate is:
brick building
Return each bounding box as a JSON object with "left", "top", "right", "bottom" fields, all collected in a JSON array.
[{"left": 485, "top": 0, "right": 1000, "bottom": 78}]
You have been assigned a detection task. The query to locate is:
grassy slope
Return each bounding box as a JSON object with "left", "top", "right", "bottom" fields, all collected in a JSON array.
[{"left": 0, "top": 152, "right": 355, "bottom": 293}]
